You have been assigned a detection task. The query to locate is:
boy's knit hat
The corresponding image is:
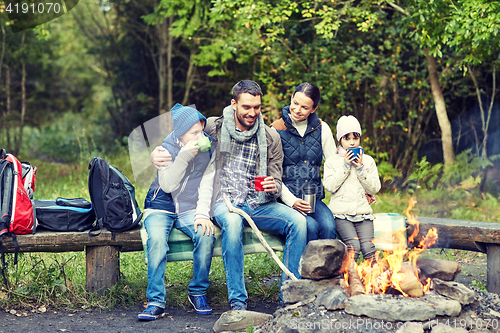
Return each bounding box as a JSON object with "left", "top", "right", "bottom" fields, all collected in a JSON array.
[
  {"left": 336, "top": 115, "right": 362, "bottom": 141},
  {"left": 171, "top": 103, "right": 206, "bottom": 139}
]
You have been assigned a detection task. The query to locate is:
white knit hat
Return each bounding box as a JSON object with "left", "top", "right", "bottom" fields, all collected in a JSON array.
[{"left": 336, "top": 115, "right": 362, "bottom": 141}]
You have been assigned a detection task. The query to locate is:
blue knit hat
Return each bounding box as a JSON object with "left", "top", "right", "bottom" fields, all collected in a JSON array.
[{"left": 170, "top": 103, "right": 206, "bottom": 139}]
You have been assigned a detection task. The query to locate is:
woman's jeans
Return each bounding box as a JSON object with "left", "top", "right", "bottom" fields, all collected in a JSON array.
[
  {"left": 335, "top": 217, "right": 375, "bottom": 262},
  {"left": 213, "top": 201, "right": 307, "bottom": 308},
  {"left": 305, "top": 199, "right": 337, "bottom": 242},
  {"left": 145, "top": 210, "right": 215, "bottom": 308}
]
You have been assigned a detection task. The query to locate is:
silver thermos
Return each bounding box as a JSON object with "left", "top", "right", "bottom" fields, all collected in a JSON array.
[{"left": 302, "top": 185, "right": 317, "bottom": 214}]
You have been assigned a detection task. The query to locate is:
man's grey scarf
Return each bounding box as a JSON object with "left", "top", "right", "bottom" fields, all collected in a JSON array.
[{"left": 220, "top": 105, "right": 268, "bottom": 178}]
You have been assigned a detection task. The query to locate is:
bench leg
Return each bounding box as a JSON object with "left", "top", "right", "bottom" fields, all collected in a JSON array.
[
  {"left": 86, "top": 245, "right": 120, "bottom": 295},
  {"left": 487, "top": 244, "right": 500, "bottom": 294}
]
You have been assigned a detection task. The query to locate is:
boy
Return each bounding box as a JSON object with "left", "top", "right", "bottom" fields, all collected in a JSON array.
[{"left": 138, "top": 104, "right": 216, "bottom": 320}]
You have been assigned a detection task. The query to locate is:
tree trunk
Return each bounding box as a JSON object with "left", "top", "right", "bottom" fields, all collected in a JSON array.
[
  {"left": 14, "top": 61, "right": 26, "bottom": 155},
  {"left": 5, "top": 64, "right": 11, "bottom": 151},
  {"left": 157, "top": 15, "right": 174, "bottom": 115},
  {"left": 424, "top": 48, "right": 454, "bottom": 164},
  {"left": 182, "top": 51, "right": 195, "bottom": 106},
  {"left": 468, "top": 65, "right": 496, "bottom": 159},
  {"left": 166, "top": 15, "right": 173, "bottom": 111}
]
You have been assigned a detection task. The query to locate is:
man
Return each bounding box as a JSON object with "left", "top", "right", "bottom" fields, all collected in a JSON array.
[{"left": 152, "top": 80, "right": 307, "bottom": 311}]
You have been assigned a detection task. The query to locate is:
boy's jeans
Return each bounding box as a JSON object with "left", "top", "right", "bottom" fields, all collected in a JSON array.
[
  {"left": 145, "top": 209, "right": 215, "bottom": 308},
  {"left": 213, "top": 201, "right": 307, "bottom": 308}
]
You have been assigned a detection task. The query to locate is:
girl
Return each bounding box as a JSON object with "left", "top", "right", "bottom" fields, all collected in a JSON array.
[
  {"left": 323, "top": 115, "right": 381, "bottom": 261},
  {"left": 271, "top": 82, "right": 337, "bottom": 242}
]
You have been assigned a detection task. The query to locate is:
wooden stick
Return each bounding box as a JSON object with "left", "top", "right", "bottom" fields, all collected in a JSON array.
[
  {"left": 223, "top": 194, "right": 298, "bottom": 281},
  {"left": 348, "top": 261, "right": 365, "bottom": 296}
]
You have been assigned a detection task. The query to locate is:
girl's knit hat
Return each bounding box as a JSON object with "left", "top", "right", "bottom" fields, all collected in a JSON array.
[
  {"left": 171, "top": 103, "right": 206, "bottom": 139},
  {"left": 336, "top": 115, "right": 362, "bottom": 141}
]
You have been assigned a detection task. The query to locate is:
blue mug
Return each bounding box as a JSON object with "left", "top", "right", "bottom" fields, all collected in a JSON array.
[{"left": 346, "top": 147, "right": 364, "bottom": 160}]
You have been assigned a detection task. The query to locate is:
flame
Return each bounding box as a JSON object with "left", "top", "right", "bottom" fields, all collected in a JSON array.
[{"left": 344, "top": 197, "right": 438, "bottom": 297}]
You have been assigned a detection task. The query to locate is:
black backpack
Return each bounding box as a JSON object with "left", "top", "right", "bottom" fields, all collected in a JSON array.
[
  {"left": 88, "top": 157, "right": 142, "bottom": 237},
  {"left": 35, "top": 198, "right": 96, "bottom": 232}
]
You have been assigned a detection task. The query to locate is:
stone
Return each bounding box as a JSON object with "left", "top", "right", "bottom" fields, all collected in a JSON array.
[
  {"left": 432, "top": 278, "right": 475, "bottom": 305},
  {"left": 298, "top": 239, "right": 350, "bottom": 279},
  {"left": 416, "top": 258, "right": 461, "bottom": 283},
  {"left": 399, "top": 262, "right": 424, "bottom": 297},
  {"left": 344, "top": 294, "right": 437, "bottom": 322},
  {"left": 315, "top": 286, "right": 349, "bottom": 310},
  {"left": 213, "top": 310, "right": 273, "bottom": 333},
  {"left": 281, "top": 277, "right": 347, "bottom": 304},
  {"left": 421, "top": 292, "right": 461, "bottom": 317},
  {"left": 430, "top": 323, "right": 468, "bottom": 333}
]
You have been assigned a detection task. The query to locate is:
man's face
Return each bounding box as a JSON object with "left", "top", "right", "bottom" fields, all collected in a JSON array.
[{"left": 231, "top": 93, "right": 262, "bottom": 131}]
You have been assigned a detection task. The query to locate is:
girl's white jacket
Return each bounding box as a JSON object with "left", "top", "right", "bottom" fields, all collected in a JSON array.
[{"left": 323, "top": 154, "right": 381, "bottom": 215}]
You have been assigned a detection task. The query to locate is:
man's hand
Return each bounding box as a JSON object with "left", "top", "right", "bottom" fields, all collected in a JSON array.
[
  {"left": 292, "top": 199, "right": 311, "bottom": 216},
  {"left": 151, "top": 146, "right": 172, "bottom": 170},
  {"left": 261, "top": 176, "right": 278, "bottom": 193},
  {"left": 194, "top": 218, "right": 216, "bottom": 235}
]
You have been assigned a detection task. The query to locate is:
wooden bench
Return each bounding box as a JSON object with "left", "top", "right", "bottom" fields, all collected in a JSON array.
[
  {"left": 0, "top": 226, "right": 286, "bottom": 295},
  {"left": 2, "top": 216, "right": 499, "bottom": 295},
  {"left": 407, "top": 216, "right": 500, "bottom": 294}
]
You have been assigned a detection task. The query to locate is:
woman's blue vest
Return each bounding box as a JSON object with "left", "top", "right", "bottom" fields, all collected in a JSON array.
[
  {"left": 275, "top": 106, "right": 324, "bottom": 199},
  {"left": 144, "top": 133, "right": 213, "bottom": 213}
]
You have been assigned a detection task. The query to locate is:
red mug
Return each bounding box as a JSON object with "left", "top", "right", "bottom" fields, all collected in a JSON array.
[{"left": 250, "top": 176, "right": 267, "bottom": 191}]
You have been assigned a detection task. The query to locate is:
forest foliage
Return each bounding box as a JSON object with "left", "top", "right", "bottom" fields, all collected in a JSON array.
[{"left": 1, "top": 0, "right": 500, "bottom": 186}]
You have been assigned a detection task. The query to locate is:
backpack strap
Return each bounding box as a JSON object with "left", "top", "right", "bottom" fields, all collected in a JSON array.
[
  {"left": 0, "top": 234, "right": 18, "bottom": 294},
  {"left": 88, "top": 218, "right": 104, "bottom": 237}
]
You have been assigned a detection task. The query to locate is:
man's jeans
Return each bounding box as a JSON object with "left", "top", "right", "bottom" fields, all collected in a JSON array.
[
  {"left": 306, "top": 199, "right": 337, "bottom": 242},
  {"left": 144, "top": 210, "right": 215, "bottom": 308},
  {"left": 213, "top": 201, "right": 307, "bottom": 307}
]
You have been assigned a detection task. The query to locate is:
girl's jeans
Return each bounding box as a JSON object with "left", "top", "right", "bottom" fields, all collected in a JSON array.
[
  {"left": 335, "top": 217, "right": 375, "bottom": 262},
  {"left": 145, "top": 209, "right": 215, "bottom": 308}
]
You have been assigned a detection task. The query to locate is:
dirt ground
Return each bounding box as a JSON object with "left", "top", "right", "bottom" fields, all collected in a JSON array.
[{"left": 0, "top": 252, "right": 489, "bottom": 333}]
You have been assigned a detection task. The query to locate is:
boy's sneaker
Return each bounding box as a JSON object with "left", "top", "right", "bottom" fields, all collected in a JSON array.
[
  {"left": 231, "top": 303, "right": 247, "bottom": 311},
  {"left": 137, "top": 305, "right": 164, "bottom": 320},
  {"left": 188, "top": 295, "right": 212, "bottom": 315}
]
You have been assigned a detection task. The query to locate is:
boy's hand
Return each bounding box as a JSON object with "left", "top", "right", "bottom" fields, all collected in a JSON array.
[
  {"left": 151, "top": 146, "right": 172, "bottom": 169},
  {"left": 261, "top": 176, "right": 278, "bottom": 193},
  {"left": 292, "top": 199, "right": 312, "bottom": 216},
  {"left": 182, "top": 140, "right": 200, "bottom": 156},
  {"left": 195, "top": 219, "right": 216, "bottom": 235}
]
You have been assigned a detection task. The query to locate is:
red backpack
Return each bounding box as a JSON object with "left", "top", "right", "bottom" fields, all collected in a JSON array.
[{"left": 0, "top": 149, "right": 37, "bottom": 289}]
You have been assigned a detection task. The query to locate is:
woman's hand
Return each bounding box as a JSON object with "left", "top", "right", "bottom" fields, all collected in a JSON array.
[
  {"left": 151, "top": 146, "right": 172, "bottom": 169},
  {"left": 292, "top": 199, "right": 312, "bottom": 216}
]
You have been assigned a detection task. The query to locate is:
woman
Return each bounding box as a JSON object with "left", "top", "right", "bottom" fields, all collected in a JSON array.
[{"left": 272, "top": 82, "right": 337, "bottom": 242}]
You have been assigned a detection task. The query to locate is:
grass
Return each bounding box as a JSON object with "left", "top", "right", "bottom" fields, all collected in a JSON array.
[{"left": 0, "top": 153, "right": 499, "bottom": 311}]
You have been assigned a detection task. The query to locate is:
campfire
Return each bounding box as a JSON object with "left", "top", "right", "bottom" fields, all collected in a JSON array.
[{"left": 345, "top": 199, "right": 439, "bottom": 297}]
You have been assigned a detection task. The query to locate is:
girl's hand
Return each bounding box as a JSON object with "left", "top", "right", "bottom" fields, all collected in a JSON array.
[
  {"left": 344, "top": 150, "right": 356, "bottom": 164},
  {"left": 352, "top": 151, "right": 363, "bottom": 167},
  {"left": 292, "top": 199, "right": 312, "bottom": 216}
]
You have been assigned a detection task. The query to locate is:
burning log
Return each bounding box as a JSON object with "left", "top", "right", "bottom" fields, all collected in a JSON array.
[
  {"left": 348, "top": 261, "right": 365, "bottom": 296},
  {"left": 399, "top": 262, "right": 424, "bottom": 297}
]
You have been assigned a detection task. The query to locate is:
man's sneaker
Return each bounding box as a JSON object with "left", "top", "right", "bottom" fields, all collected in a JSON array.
[
  {"left": 231, "top": 303, "right": 246, "bottom": 311},
  {"left": 188, "top": 295, "right": 212, "bottom": 315},
  {"left": 137, "top": 305, "right": 164, "bottom": 320}
]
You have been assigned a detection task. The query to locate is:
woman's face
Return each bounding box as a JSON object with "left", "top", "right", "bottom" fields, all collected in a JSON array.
[
  {"left": 341, "top": 133, "right": 360, "bottom": 149},
  {"left": 289, "top": 92, "right": 317, "bottom": 122}
]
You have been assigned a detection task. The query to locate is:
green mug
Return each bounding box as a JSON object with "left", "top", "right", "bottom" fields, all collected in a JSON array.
[{"left": 196, "top": 137, "right": 211, "bottom": 152}]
